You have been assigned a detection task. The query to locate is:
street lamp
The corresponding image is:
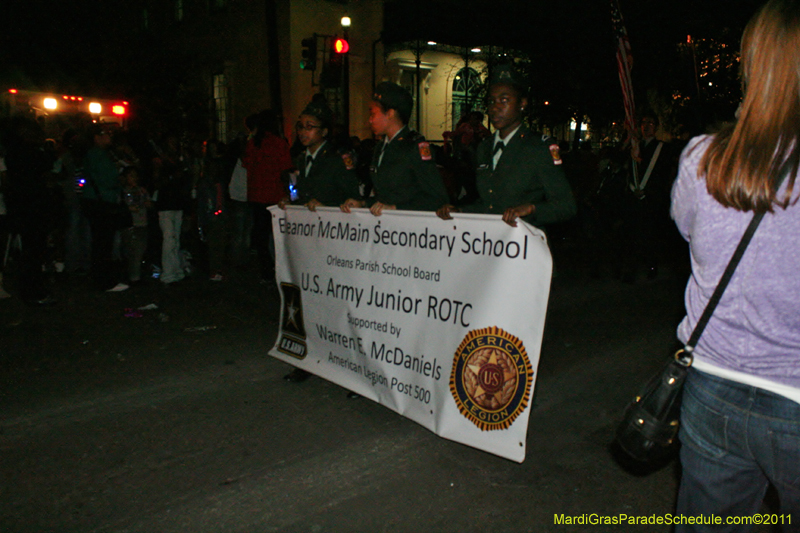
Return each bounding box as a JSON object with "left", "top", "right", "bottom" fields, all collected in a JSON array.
[{"left": 341, "top": 15, "right": 350, "bottom": 133}]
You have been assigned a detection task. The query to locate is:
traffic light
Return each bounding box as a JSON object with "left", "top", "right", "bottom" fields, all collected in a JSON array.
[
  {"left": 333, "top": 37, "right": 349, "bottom": 54},
  {"left": 321, "top": 36, "right": 349, "bottom": 88},
  {"left": 300, "top": 36, "right": 317, "bottom": 71}
]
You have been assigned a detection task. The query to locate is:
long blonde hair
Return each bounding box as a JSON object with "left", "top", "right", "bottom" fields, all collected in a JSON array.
[{"left": 700, "top": 0, "right": 800, "bottom": 212}]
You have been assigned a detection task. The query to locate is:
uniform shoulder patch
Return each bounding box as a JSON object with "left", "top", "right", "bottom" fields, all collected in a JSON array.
[
  {"left": 341, "top": 151, "right": 355, "bottom": 170},
  {"left": 548, "top": 143, "right": 562, "bottom": 165},
  {"left": 418, "top": 141, "right": 432, "bottom": 161}
]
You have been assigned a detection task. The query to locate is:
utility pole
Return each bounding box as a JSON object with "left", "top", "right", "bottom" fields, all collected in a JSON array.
[
  {"left": 341, "top": 15, "right": 351, "bottom": 135},
  {"left": 265, "top": 0, "right": 283, "bottom": 118},
  {"left": 413, "top": 40, "right": 423, "bottom": 132}
]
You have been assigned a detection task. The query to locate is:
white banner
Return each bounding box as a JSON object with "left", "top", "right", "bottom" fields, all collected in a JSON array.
[{"left": 268, "top": 206, "right": 552, "bottom": 462}]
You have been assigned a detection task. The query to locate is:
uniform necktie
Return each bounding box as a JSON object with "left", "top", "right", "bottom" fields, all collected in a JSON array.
[
  {"left": 493, "top": 141, "right": 504, "bottom": 170},
  {"left": 305, "top": 155, "right": 313, "bottom": 173},
  {"left": 378, "top": 142, "right": 388, "bottom": 167}
]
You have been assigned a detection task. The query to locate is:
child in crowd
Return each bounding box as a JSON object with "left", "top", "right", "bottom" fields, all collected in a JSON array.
[{"left": 121, "top": 167, "right": 151, "bottom": 284}]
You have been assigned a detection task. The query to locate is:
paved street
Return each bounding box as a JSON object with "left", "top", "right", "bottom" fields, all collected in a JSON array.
[{"left": 0, "top": 253, "right": 719, "bottom": 532}]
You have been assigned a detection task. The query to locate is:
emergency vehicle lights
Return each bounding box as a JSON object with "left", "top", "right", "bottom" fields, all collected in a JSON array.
[
  {"left": 333, "top": 38, "right": 349, "bottom": 54},
  {"left": 111, "top": 105, "right": 126, "bottom": 116},
  {"left": 89, "top": 102, "right": 102, "bottom": 114},
  {"left": 43, "top": 98, "right": 58, "bottom": 110}
]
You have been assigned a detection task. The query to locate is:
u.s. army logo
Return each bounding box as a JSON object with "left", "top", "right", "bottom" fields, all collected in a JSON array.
[
  {"left": 449, "top": 326, "right": 533, "bottom": 431},
  {"left": 277, "top": 282, "right": 308, "bottom": 359}
]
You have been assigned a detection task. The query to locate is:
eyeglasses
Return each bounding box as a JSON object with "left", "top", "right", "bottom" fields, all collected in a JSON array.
[{"left": 296, "top": 122, "right": 322, "bottom": 131}]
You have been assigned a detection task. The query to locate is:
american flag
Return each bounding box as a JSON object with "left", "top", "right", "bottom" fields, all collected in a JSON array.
[{"left": 611, "top": 0, "right": 635, "bottom": 137}]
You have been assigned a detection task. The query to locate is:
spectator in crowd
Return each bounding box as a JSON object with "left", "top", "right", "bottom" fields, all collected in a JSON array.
[
  {"left": 3, "top": 116, "right": 58, "bottom": 303},
  {"left": 58, "top": 128, "right": 91, "bottom": 275},
  {"left": 242, "top": 110, "right": 292, "bottom": 283},
  {"left": 153, "top": 132, "right": 191, "bottom": 286},
  {"left": 0, "top": 137, "right": 9, "bottom": 299},
  {"left": 81, "top": 124, "right": 130, "bottom": 292},
  {"left": 226, "top": 116, "right": 256, "bottom": 267},
  {"left": 671, "top": 0, "right": 800, "bottom": 527},
  {"left": 197, "top": 138, "right": 228, "bottom": 281},
  {"left": 120, "top": 166, "right": 151, "bottom": 285}
]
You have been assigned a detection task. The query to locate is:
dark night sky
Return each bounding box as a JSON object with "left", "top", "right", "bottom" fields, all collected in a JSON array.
[
  {"left": 383, "top": 0, "right": 761, "bottom": 48},
  {"left": 1, "top": 0, "right": 765, "bottom": 119}
]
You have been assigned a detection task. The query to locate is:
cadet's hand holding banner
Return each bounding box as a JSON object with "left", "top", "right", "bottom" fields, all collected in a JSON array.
[{"left": 268, "top": 206, "right": 552, "bottom": 462}]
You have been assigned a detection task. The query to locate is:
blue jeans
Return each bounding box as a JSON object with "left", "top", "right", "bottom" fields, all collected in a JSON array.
[{"left": 676, "top": 369, "right": 800, "bottom": 532}]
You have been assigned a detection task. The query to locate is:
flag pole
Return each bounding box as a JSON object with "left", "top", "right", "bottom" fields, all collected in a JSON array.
[{"left": 610, "top": 0, "right": 639, "bottom": 188}]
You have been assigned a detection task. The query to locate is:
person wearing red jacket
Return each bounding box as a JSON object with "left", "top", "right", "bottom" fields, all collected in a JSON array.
[{"left": 242, "top": 110, "right": 292, "bottom": 282}]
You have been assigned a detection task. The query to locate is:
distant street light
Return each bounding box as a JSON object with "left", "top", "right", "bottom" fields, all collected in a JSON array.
[{"left": 341, "top": 15, "right": 351, "bottom": 27}]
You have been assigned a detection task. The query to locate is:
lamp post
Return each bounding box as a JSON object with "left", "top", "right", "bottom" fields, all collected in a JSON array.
[{"left": 341, "top": 15, "right": 351, "bottom": 135}]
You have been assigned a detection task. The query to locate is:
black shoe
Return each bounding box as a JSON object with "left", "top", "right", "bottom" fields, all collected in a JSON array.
[
  {"left": 284, "top": 368, "right": 310, "bottom": 383},
  {"left": 25, "top": 295, "right": 58, "bottom": 306},
  {"left": 347, "top": 391, "right": 361, "bottom": 399}
]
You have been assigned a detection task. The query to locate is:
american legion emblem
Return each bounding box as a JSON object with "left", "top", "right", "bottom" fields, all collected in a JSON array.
[{"left": 449, "top": 326, "right": 533, "bottom": 431}]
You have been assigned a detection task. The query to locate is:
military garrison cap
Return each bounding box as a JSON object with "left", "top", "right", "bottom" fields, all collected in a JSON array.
[
  {"left": 301, "top": 98, "right": 333, "bottom": 127},
  {"left": 372, "top": 82, "right": 413, "bottom": 121},
  {"left": 489, "top": 63, "right": 527, "bottom": 93}
]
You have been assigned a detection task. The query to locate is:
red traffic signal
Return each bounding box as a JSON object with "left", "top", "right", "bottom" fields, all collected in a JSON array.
[{"left": 333, "top": 38, "right": 349, "bottom": 54}]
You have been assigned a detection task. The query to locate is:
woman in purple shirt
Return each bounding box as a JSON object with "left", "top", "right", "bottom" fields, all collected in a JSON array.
[{"left": 670, "top": 1, "right": 800, "bottom": 529}]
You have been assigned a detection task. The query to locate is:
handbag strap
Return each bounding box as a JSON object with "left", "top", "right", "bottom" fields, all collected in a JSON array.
[
  {"left": 683, "top": 158, "right": 795, "bottom": 358},
  {"left": 684, "top": 209, "right": 764, "bottom": 350}
]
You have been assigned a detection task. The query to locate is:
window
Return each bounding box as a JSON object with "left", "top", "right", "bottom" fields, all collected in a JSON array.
[
  {"left": 451, "top": 67, "right": 484, "bottom": 128},
  {"left": 213, "top": 74, "right": 229, "bottom": 142}
]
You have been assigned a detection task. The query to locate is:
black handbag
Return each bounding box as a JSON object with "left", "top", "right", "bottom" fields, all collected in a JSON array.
[{"left": 615, "top": 204, "right": 771, "bottom": 463}]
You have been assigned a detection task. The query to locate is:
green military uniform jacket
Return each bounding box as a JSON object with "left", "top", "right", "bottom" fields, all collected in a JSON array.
[
  {"left": 465, "top": 126, "right": 576, "bottom": 226},
  {"left": 369, "top": 126, "right": 449, "bottom": 211},
  {"left": 294, "top": 142, "right": 360, "bottom": 206}
]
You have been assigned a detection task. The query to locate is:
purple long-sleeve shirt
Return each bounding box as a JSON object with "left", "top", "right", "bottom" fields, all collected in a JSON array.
[{"left": 671, "top": 135, "right": 800, "bottom": 389}]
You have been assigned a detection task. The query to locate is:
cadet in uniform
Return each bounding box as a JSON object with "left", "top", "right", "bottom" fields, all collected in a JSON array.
[
  {"left": 281, "top": 99, "right": 359, "bottom": 383},
  {"left": 341, "top": 82, "right": 448, "bottom": 215},
  {"left": 437, "top": 65, "right": 576, "bottom": 227},
  {"left": 279, "top": 99, "right": 359, "bottom": 211}
]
